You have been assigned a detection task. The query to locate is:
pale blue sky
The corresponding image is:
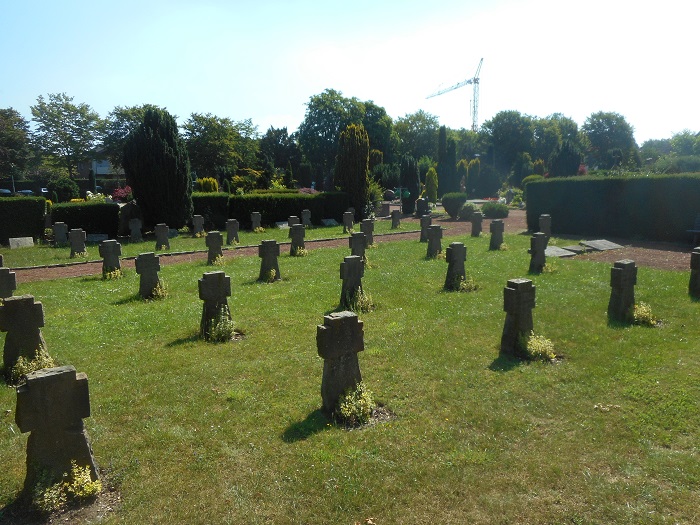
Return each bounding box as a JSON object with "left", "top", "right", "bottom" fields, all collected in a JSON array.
[{"left": 1, "top": 0, "right": 696, "bottom": 143}]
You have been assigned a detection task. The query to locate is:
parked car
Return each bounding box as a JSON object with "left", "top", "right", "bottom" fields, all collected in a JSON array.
[
  {"left": 17, "top": 189, "right": 34, "bottom": 196},
  {"left": 0, "top": 189, "right": 11, "bottom": 196}
]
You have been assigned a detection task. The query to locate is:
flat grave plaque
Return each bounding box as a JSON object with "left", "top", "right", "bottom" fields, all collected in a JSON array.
[
  {"left": 321, "top": 219, "right": 339, "bottom": 226},
  {"left": 86, "top": 233, "right": 108, "bottom": 243},
  {"left": 545, "top": 246, "right": 577, "bottom": 258},
  {"left": 563, "top": 245, "right": 588, "bottom": 254},
  {"left": 580, "top": 239, "right": 624, "bottom": 251},
  {"left": 275, "top": 222, "right": 289, "bottom": 229}
]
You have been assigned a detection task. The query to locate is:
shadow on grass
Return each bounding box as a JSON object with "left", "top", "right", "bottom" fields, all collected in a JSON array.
[
  {"left": 606, "top": 317, "right": 633, "bottom": 329},
  {"left": 282, "top": 408, "right": 330, "bottom": 443},
  {"left": 488, "top": 353, "right": 524, "bottom": 372},
  {"left": 0, "top": 494, "right": 42, "bottom": 525},
  {"left": 165, "top": 332, "right": 201, "bottom": 347},
  {"left": 113, "top": 293, "right": 143, "bottom": 306}
]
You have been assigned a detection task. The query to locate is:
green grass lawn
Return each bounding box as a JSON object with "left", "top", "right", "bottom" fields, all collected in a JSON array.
[
  {"left": 1, "top": 219, "right": 417, "bottom": 268},
  {"left": 1, "top": 231, "right": 698, "bottom": 524}
]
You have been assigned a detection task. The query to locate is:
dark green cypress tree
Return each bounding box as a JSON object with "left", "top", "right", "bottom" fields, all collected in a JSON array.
[
  {"left": 399, "top": 154, "right": 419, "bottom": 214},
  {"left": 548, "top": 140, "right": 582, "bottom": 178},
  {"left": 335, "top": 123, "right": 370, "bottom": 220},
  {"left": 123, "top": 108, "right": 193, "bottom": 229}
]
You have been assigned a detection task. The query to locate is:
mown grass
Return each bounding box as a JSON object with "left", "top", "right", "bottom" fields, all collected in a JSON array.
[
  {"left": 0, "top": 231, "right": 698, "bottom": 524},
  {"left": 1, "top": 219, "right": 415, "bottom": 268}
]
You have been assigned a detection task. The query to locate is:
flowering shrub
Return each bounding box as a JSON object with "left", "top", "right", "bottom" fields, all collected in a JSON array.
[{"left": 111, "top": 185, "right": 133, "bottom": 202}]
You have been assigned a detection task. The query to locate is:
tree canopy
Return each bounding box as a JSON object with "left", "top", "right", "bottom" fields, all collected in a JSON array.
[
  {"left": 582, "top": 111, "right": 639, "bottom": 169},
  {"left": 0, "top": 108, "right": 31, "bottom": 180},
  {"left": 30, "top": 93, "right": 102, "bottom": 177}
]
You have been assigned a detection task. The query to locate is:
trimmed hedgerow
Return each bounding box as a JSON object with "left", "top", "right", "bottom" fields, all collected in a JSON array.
[
  {"left": 0, "top": 197, "right": 46, "bottom": 245},
  {"left": 481, "top": 201, "right": 509, "bottom": 219},
  {"left": 228, "top": 192, "right": 350, "bottom": 228},
  {"left": 192, "top": 193, "right": 229, "bottom": 230},
  {"left": 52, "top": 201, "right": 120, "bottom": 238},
  {"left": 526, "top": 174, "right": 700, "bottom": 242}
]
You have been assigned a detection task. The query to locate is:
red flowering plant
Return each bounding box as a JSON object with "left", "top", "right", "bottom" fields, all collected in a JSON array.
[{"left": 111, "top": 185, "right": 133, "bottom": 202}]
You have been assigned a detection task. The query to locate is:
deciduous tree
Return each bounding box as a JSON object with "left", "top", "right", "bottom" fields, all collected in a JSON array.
[
  {"left": 0, "top": 108, "right": 31, "bottom": 180},
  {"left": 582, "top": 111, "right": 639, "bottom": 169},
  {"left": 30, "top": 93, "right": 103, "bottom": 178},
  {"left": 102, "top": 104, "right": 164, "bottom": 170}
]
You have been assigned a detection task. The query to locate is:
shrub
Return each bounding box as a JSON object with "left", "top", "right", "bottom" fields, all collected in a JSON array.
[
  {"left": 9, "top": 345, "right": 55, "bottom": 384},
  {"left": 458, "top": 202, "right": 477, "bottom": 220},
  {"left": 207, "top": 306, "right": 236, "bottom": 342},
  {"left": 335, "top": 381, "right": 376, "bottom": 427},
  {"left": 519, "top": 331, "right": 556, "bottom": 361},
  {"left": 47, "top": 176, "right": 80, "bottom": 203},
  {"left": 441, "top": 192, "right": 468, "bottom": 218},
  {"left": 111, "top": 185, "right": 133, "bottom": 202},
  {"left": 425, "top": 168, "right": 438, "bottom": 203},
  {"left": 634, "top": 302, "right": 659, "bottom": 327},
  {"left": 548, "top": 140, "right": 583, "bottom": 178},
  {"left": 400, "top": 155, "right": 420, "bottom": 214},
  {"left": 196, "top": 177, "right": 219, "bottom": 192},
  {"left": 335, "top": 124, "right": 370, "bottom": 219},
  {"left": 481, "top": 201, "right": 509, "bottom": 218},
  {"left": 32, "top": 461, "right": 101, "bottom": 514}
]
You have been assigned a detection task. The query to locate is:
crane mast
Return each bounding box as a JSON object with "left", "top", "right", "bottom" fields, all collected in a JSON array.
[{"left": 427, "top": 58, "right": 483, "bottom": 132}]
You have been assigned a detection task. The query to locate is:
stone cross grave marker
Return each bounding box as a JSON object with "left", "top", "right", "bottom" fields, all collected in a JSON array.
[
  {"left": 444, "top": 242, "right": 466, "bottom": 290},
  {"left": 0, "top": 294, "right": 46, "bottom": 371},
  {"left": 155, "top": 223, "right": 170, "bottom": 250},
  {"left": 343, "top": 211, "right": 354, "bottom": 234},
  {"left": 471, "top": 211, "right": 483, "bottom": 237},
  {"left": 98, "top": 239, "right": 122, "bottom": 274},
  {"left": 689, "top": 247, "right": 700, "bottom": 297},
  {"left": 349, "top": 232, "right": 366, "bottom": 262},
  {"left": 198, "top": 271, "right": 232, "bottom": 339},
  {"left": 287, "top": 216, "right": 300, "bottom": 238},
  {"left": 0, "top": 267, "right": 17, "bottom": 299},
  {"left": 391, "top": 210, "right": 401, "bottom": 229},
  {"left": 206, "top": 231, "right": 224, "bottom": 265},
  {"left": 426, "top": 225, "right": 443, "bottom": 258},
  {"left": 290, "top": 224, "right": 306, "bottom": 254},
  {"left": 192, "top": 215, "right": 205, "bottom": 236},
  {"left": 52, "top": 222, "right": 68, "bottom": 245},
  {"left": 68, "top": 228, "right": 86, "bottom": 258},
  {"left": 251, "top": 212, "right": 262, "bottom": 230},
  {"left": 340, "top": 255, "right": 364, "bottom": 308},
  {"left": 302, "top": 209, "right": 312, "bottom": 227},
  {"left": 360, "top": 219, "right": 374, "bottom": 246},
  {"left": 539, "top": 214, "right": 552, "bottom": 245},
  {"left": 316, "top": 310, "right": 364, "bottom": 413},
  {"left": 489, "top": 219, "right": 505, "bottom": 250},
  {"left": 15, "top": 365, "right": 99, "bottom": 490},
  {"left": 500, "top": 278, "right": 536, "bottom": 357},
  {"left": 528, "top": 232, "right": 547, "bottom": 273},
  {"left": 135, "top": 252, "right": 161, "bottom": 299},
  {"left": 608, "top": 259, "right": 637, "bottom": 323},
  {"left": 420, "top": 215, "right": 431, "bottom": 242},
  {"left": 258, "top": 240, "right": 281, "bottom": 281},
  {"left": 226, "top": 219, "right": 240, "bottom": 245},
  {"left": 129, "top": 218, "right": 143, "bottom": 242},
  {"left": 379, "top": 202, "right": 391, "bottom": 217},
  {"left": 415, "top": 198, "right": 429, "bottom": 217}
]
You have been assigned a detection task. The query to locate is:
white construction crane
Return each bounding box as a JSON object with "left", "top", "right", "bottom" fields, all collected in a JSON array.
[{"left": 427, "top": 58, "right": 483, "bottom": 132}]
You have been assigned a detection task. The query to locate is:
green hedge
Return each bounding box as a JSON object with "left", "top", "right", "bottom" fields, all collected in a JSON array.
[
  {"left": 526, "top": 174, "right": 700, "bottom": 242},
  {"left": 192, "top": 193, "right": 229, "bottom": 230},
  {"left": 481, "top": 201, "right": 509, "bottom": 219},
  {"left": 52, "top": 201, "right": 120, "bottom": 238},
  {"left": 441, "top": 192, "right": 468, "bottom": 219},
  {"left": 0, "top": 197, "right": 46, "bottom": 245},
  {"left": 229, "top": 192, "right": 350, "bottom": 228}
]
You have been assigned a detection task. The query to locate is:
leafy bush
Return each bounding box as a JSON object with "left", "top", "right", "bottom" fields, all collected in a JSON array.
[
  {"left": 208, "top": 306, "right": 235, "bottom": 342},
  {"left": 47, "top": 176, "right": 79, "bottom": 203},
  {"left": 634, "top": 302, "right": 659, "bottom": 327},
  {"left": 519, "top": 331, "right": 556, "bottom": 361},
  {"left": 458, "top": 202, "right": 476, "bottom": 220},
  {"left": 335, "top": 381, "right": 376, "bottom": 427},
  {"left": 111, "top": 185, "right": 133, "bottom": 202},
  {"left": 441, "top": 192, "right": 468, "bottom": 219},
  {"left": 9, "top": 345, "right": 55, "bottom": 384},
  {"left": 425, "top": 168, "right": 438, "bottom": 203},
  {"left": 481, "top": 202, "right": 509, "bottom": 218},
  {"left": 32, "top": 461, "right": 101, "bottom": 514},
  {"left": 196, "top": 177, "right": 219, "bottom": 192}
]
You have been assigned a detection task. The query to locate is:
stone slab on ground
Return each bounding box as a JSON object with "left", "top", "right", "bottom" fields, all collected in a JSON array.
[
  {"left": 86, "top": 234, "right": 108, "bottom": 243},
  {"left": 321, "top": 219, "right": 339, "bottom": 226},
  {"left": 545, "top": 246, "right": 577, "bottom": 258},
  {"left": 563, "top": 245, "right": 588, "bottom": 254},
  {"left": 9, "top": 237, "right": 34, "bottom": 249},
  {"left": 580, "top": 239, "right": 624, "bottom": 251},
  {"left": 275, "top": 222, "right": 289, "bottom": 229}
]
